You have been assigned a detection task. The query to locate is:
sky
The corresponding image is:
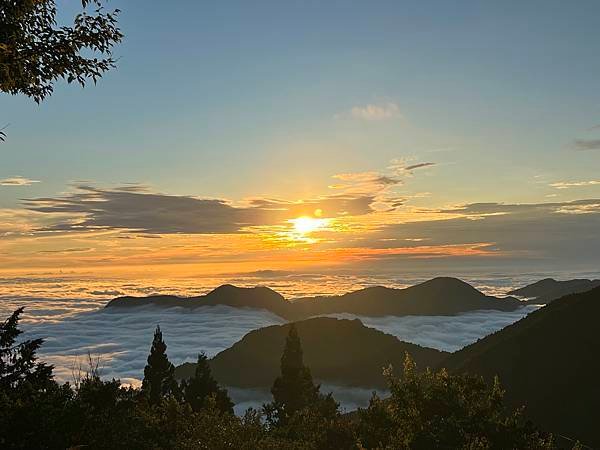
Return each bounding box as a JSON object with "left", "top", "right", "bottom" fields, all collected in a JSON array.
[{"left": 1, "top": 0, "right": 600, "bottom": 286}]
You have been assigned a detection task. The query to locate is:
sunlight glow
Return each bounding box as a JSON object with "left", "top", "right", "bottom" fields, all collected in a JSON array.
[{"left": 290, "top": 216, "right": 329, "bottom": 235}]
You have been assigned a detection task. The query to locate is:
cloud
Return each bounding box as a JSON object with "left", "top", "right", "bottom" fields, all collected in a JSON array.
[
  {"left": 355, "top": 199, "right": 600, "bottom": 266},
  {"left": 37, "top": 247, "right": 93, "bottom": 254},
  {"left": 0, "top": 176, "right": 40, "bottom": 186},
  {"left": 389, "top": 158, "right": 436, "bottom": 176},
  {"left": 404, "top": 162, "right": 436, "bottom": 171},
  {"left": 330, "top": 171, "right": 402, "bottom": 194},
  {"left": 228, "top": 384, "right": 388, "bottom": 415},
  {"left": 328, "top": 306, "right": 539, "bottom": 352},
  {"left": 10, "top": 295, "right": 536, "bottom": 413},
  {"left": 549, "top": 180, "right": 600, "bottom": 189},
  {"left": 14, "top": 295, "right": 392, "bottom": 413},
  {"left": 342, "top": 102, "right": 400, "bottom": 121},
  {"left": 574, "top": 139, "right": 600, "bottom": 151},
  {"left": 24, "top": 185, "right": 377, "bottom": 235},
  {"left": 17, "top": 303, "right": 284, "bottom": 384}
]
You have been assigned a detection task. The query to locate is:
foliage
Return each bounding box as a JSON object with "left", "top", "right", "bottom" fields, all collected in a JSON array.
[
  {"left": 0, "top": 309, "right": 580, "bottom": 449},
  {"left": 443, "top": 286, "right": 600, "bottom": 447},
  {"left": 264, "top": 324, "right": 320, "bottom": 425},
  {"left": 181, "top": 352, "right": 234, "bottom": 414},
  {"left": 263, "top": 324, "right": 357, "bottom": 449},
  {"left": 0, "top": 307, "right": 53, "bottom": 391},
  {"left": 0, "top": 307, "right": 72, "bottom": 449},
  {"left": 0, "top": 0, "right": 122, "bottom": 103},
  {"left": 142, "top": 325, "right": 178, "bottom": 405},
  {"left": 357, "top": 353, "right": 555, "bottom": 449}
]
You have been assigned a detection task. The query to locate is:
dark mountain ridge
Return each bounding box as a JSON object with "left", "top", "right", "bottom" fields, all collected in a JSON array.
[
  {"left": 508, "top": 277, "right": 600, "bottom": 304},
  {"left": 106, "top": 277, "right": 524, "bottom": 319},
  {"left": 441, "top": 286, "right": 600, "bottom": 447},
  {"left": 290, "top": 277, "right": 522, "bottom": 317},
  {"left": 106, "top": 284, "right": 293, "bottom": 318},
  {"left": 175, "top": 317, "right": 449, "bottom": 389}
]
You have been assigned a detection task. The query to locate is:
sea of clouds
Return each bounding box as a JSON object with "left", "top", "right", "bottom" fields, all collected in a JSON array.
[
  {"left": 7, "top": 269, "right": 598, "bottom": 412},
  {"left": 0, "top": 293, "right": 542, "bottom": 412},
  {"left": 7, "top": 302, "right": 285, "bottom": 387},
  {"left": 327, "top": 306, "right": 539, "bottom": 352}
]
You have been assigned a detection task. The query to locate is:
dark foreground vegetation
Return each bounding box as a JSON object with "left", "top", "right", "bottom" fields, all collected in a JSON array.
[
  {"left": 444, "top": 286, "right": 600, "bottom": 447},
  {"left": 0, "top": 308, "right": 581, "bottom": 449}
]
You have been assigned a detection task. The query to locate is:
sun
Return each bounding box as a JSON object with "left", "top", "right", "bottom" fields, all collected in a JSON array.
[{"left": 290, "top": 216, "right": 328, "bottom": 234}]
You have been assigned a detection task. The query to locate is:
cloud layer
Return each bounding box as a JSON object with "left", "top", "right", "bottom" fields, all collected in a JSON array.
[
  {"left": 328, "top": 306, "right": 539, "bottom": 352},
  {"left": 11, "top": 297, "right": 539, "bottom": 412},
  {"left": 0, "top": 176, "right": 40, "bottom": 186},
  {"left": 574, "top": 138, "right": 600, "bottom": 151},
  {"left": 24, "top": 185, "right": 376, "bottom": 235},
  {"left": 340, "top": 102, "right": 400, "bottom": 121},
  {"left": 355, "top": 199, "right": 600, "bottom": 266},
  {"left": 550, "top": 180, "right": 600, "bottom": 189},
  {"left": 20, "top": 303, "right": 285, "bottom": 385}
]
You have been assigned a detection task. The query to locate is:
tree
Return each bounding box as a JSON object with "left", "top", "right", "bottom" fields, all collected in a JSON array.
[
  {"left": 263, "top": 324, "right": 355, "bottom": 448},
  {"left": 0, "top": 307, "right": 53, "bottom": 391},
  {"left": 141, "top": 325, "right": 177, "bottom": 405},
  {"left": 265, "top": 324, "right": 320, "bottom": 426},
  {"left": 0, "top": 0, "right": 123, "bottom": 104},
  {"left": 357, "top": 353, "right": 556, "bottom": 449},
  {"left": 274, "top": 324, "right": 320, "bottom": 414},
  {"left": 0, "top": 308, "right": 74, "bottom": 450},
  {"left": 181, "top": 352, "right": 234, "bottom": 415}
]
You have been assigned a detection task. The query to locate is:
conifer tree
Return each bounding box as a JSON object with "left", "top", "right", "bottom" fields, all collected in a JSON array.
[
  {"left": 141, "top": 325, "right": 176, "bottom": 405},
  {"left": 265, "top": 324, "right": 321, "bottom": 425},
  {"left": 181, "top": 352, "right": 233, "bottom": 414},
  {"left": 0, "top": 307, "right": 53, "bottom": 391}
]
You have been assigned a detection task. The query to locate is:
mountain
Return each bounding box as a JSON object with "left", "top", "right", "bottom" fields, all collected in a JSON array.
[
  {"left": 509, "top": 277, "right": 600, "bottom": 304},
  {"left": 105, "top": 277, "right": 524, "bottom": 319},
  {"left": 105, "top": 284, "right": 294, "bottom": 318},
  {"left": 441, "top": 287, "right": 600, "bottom": 447},
  {"left": 289, "top": 277, "right": 523, "bottom": 318},
  {"left": 175, "top": 317, "right": 449, "bottom": 389}
]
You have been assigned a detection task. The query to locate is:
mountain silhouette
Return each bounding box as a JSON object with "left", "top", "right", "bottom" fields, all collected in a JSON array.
[
  {"left": 441, "top": 286, "right": 600, "bottom": 447},
  {"left": 509, "top": 277, "right": 600, "bottom": 304},
  {"left": 175, "top": 317, "right": 448, "bottom": 389},
  {"left": 106, "top": 284, "right": 293, "bottom": 318},
  {"left": 106, "top": 277, "right": 523, "bottom": 319},
  {"left": 289, "top": 277, "right": 523, "bottom": 318}
]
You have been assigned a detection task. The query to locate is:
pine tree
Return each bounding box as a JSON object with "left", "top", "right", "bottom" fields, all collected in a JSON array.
[
  {"left": 141, "top": 325, "right": 176, "bottom": 405},
  {"left": 181, "top": 352, "right": 234, "bottom": 414},
  {"left": 265, "top": 324, "right": 321, "bottom": 426},
  {"left": 0, "top": 307, "right": 53, "bottom": 392}
]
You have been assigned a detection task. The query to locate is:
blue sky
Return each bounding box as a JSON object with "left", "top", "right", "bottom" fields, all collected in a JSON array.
[{"left": 1, "top": 1, "right": 600, "bottom": 276}]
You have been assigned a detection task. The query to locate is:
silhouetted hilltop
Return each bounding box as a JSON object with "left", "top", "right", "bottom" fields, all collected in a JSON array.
[
  {"left": 290, "top": 277, "right": 523, "bottom": 318},
  {"left": 106, "top": 277, "right": 524, "bottom": 319},
  {"left": 509, "top": 277, "right": 600, "bottom": 304},
  {"left": 441, "top": 287, "right": 600, "bottom": 447},
  {"left": 175, "top": 317, "right": 448, "bottom": 389},
  {"left": 106, "top": 285, "right": 293, "bottom": 318}
]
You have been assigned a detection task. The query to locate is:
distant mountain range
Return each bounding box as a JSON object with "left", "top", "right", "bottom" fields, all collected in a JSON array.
[
  {"left": 175, "top": 317, "right": 449, "bottom": 389},
  {"left": 442, "top": 286, "right": 600, "bottom": 447},
  {"left": 290, "top": 277, "right": 523, "bottom": 317},
  {"left": 106, "top": 284, "right": 292, "bottom": 318},
  {"left": 508, "top": 277, "right": 600, "bottom": 304},
  {"left": 106, "top": 277, "right": 525, "bottom": 319}
]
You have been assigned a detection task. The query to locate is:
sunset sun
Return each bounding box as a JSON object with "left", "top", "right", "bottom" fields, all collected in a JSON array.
[{"left": 290, "top": 216, "right": 329, "bottom": 234}]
